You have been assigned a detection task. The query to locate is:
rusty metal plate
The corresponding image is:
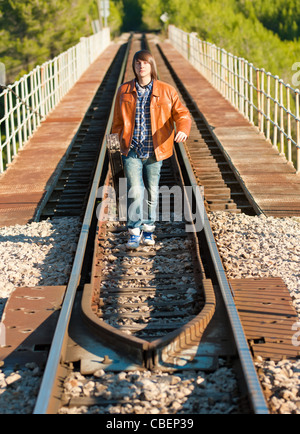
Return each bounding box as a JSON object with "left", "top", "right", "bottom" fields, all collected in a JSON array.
[
  {"left": 0, "top": 286, "right": 66, "bottom": 367},
  {"left": 231, "top": 278, "right": 300, "bottom": 361}
]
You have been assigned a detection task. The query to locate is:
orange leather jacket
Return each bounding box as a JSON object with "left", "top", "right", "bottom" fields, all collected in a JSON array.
[{"left": 112, "top": 79, "right": 192, "bottom": 161}]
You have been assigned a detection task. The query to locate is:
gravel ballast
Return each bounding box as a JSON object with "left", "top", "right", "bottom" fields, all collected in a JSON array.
[
  {"left": 0, "top": 212, "right": 300, "bottom": 414},
  {"left": 209, "top": 212, "right": 300, "bottom": 414},
  {"left": 0, "top": 218, "right": 81, "bottom": 414},
  {"left": 0, "top": 218, "right": 81, "bottom": 320},
  {"left": 208, "top": 212, "right": 300, "bottom": 316},
  {"left": 59, "top": 364, "right": 239, "bottom": 414}
]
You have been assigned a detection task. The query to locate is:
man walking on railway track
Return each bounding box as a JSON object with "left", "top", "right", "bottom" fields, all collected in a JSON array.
[{"left": 112, "top": 50, "right": 192, "bottom": 249}]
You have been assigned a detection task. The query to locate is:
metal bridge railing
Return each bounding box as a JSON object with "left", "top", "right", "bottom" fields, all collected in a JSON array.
[
  {"left": 169, "top": 25, "right": 300, "bottom": 174},
  {"left": 0, "top": 28, "right": 110, "bottom": 174}
]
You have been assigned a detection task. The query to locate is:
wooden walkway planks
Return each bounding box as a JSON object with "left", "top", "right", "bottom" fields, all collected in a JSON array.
[
  {"left": 159, "top": 41, "right": 300, "bottom": 217},
  {"left": 0, "top": 42, "right": 120, "bottom": 228}
]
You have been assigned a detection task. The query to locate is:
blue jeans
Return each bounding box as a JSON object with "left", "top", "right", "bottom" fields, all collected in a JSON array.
[{"left": 122, "top": 149, "right": 163, "bottom": 232}]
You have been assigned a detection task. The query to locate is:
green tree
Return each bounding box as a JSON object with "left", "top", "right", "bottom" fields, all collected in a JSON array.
[
  {"left": 0, "top": 0, "right": 98, "bottom": 82},
  {"left": 137, "top": 0, "right": 300, "bottom": 84},
  {"left": 237, "top": 0, "right": 300, "bottom": 41},
  {"left": 108, "top": 0, "right": 124, "bottom": 36},
  {"left": 141, "top": 0, "right": 163, "bottom": 31},
  {"left": 121, "top": 0, "right": 143, "bottom": 31}
]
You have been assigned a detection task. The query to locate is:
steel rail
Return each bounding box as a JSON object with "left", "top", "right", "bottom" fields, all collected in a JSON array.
[
  {"left": 33, "top": 35, "right": 132, "bottom": 415},
  {"left": 176, "top": 141, "right": 269, "bottom": 414}
]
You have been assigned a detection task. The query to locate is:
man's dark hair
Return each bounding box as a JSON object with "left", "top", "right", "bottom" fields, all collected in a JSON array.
[{"left": 132, "top": 50, "right": 158, "bottom": 81}]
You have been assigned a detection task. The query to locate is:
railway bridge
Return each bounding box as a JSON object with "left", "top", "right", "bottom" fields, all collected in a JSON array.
[{"left": 0, "top": 26, "right": 299, "bottom": 415}]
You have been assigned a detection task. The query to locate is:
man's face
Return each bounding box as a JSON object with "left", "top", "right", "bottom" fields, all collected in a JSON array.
[{"left": 134, "top": 59, "right": 151, "bottom": 81}]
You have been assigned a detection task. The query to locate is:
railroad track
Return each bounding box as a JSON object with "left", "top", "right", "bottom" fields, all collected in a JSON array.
[{"left": 30, "top": 33, "right": 269, "bottom": 414}]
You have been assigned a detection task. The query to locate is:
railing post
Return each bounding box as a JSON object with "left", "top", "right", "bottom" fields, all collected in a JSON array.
[
  {"left": 279, "top": 79, "right": 285, "bottom": 156},
  {"left": 273, "top": 76, "right": 279, "bottom": 150},
  {"left": 266, "top": 72, "right": 271, "bottom": 142},
  {"left": 189, "top": 33, "right": 198, "bottom": 68},
  {"left": 222, "top": 49, "right": 228, "bottom": 99},
  {"left": 15, "top": 83, "right": 22, "bottom": 151},
  {"left": 239, "top": 58, "right": 245, "bottom": 115},
  {"left": 260, "top": 69, "right": 265, "bottom": 134},
  {"left": 32, "top": 71, "right": 39, "bottom": 129},
  {"left": 244, "top": 60, "right": 249, "bottom": 119},
  {"left": 256, "top": 69, "right": 263, "bottom": 133},
  {"left": 287, "top": 85, "right": 292, "bottom": 164},
  {"left": 234, "top": 56, "right": 238, "bottom": 109},
  {"left": 249, "top": 64, "right": 254, "bottom": 124},
  {"left": 40, "top": 65, "right": 45, "bottom": 118},
  {"left": 217, "top": 46, "right": 221, "bottom": 91},
  {"left": 296, "top": 90, "right": 300, "bottom": 174},
  {"left": 229, "top": 54, "right": 234, "bottom": 106},
  {"left": 4, "top": 92, "right": 11, "bottom": 166}
]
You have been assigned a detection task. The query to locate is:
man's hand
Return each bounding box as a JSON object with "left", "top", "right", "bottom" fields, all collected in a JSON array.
[{"left": 175, "top": 131, "right": 188, "bottom": 143}]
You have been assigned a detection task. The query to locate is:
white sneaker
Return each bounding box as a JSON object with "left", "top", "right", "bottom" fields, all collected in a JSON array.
[
  {"left": 141, "top": 232, "right": 155, "bottom": 246},
  {"left": 126, "top": 229, "right": 141, "bottom": 250}
]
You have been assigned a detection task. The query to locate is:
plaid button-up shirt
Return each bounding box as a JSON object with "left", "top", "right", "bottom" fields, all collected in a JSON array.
[{"left": 131, "top": 80, "right": 154, "bottom": 158}]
